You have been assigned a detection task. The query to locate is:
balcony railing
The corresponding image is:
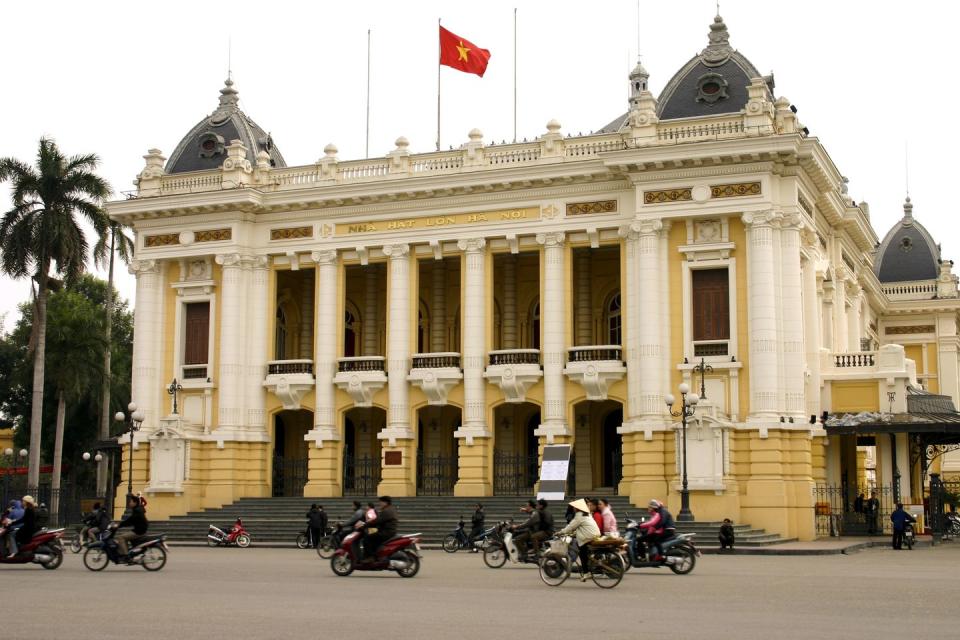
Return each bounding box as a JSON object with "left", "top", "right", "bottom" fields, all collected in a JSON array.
[
  {"left": 881, "top": 279, "right": 937, "bottom": 301},
  {"left": 338, "top": 356, "right": 386, "bottom": 373},
  {"left": 267, "top": 359, "right": 314, "bottom": 375},
  {"left": 182, "top": 365, "right": 208, "bottom": 380},
  {"left": 693, "top": 340, "right": 729, "bottom": 357},
  {"left": 833, "top": 352, "right": 876, "bottom": 368},
  {"left": 567, "top": 346, "right": 623, "bottom": 363},
  {"left": 489, "top": 349, "right": 540, "bottom": 366},
  {"left": 411, "top": 352, "right": 461, "bottom": 369}
]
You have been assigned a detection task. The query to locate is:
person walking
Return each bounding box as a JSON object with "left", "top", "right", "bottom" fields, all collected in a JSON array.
[
  {"left": 890, "top": 503, "right": 915, "bottom": 550},
  {"left": 307, "top": 504, "right": 327, "bottom": 548}
]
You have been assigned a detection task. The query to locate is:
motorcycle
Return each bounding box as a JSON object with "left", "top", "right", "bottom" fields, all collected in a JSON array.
[
  {"left": 330, "top": 528, "right": 422, "bottom": 578},
  {"left": 442, "top": 516, "right": 493, "bottom": 553},
  {"left": 83, "top": 526, "right": 168, "bottom": 571},
  {"left": 207, "top": 517, "right": 251, "bottom": 547},
  {"left": 622, "top": 517, "right": 699, "bottom": 574},
  {"left": 69, "top": 513, "right": 109, "bottom": 553},
  {"left": 0, "top": 526, "right": 65, "bottom": 570},
  {"left": 482, "top": 521, "right": 547, "bottom": 569},
  {"left": 316, "top": 522, "right": 346, "bottom": 559},
  {"left": 902, "top": 521, "right": 915, "bottom": 550},
  {"left": 945, "top": 512, "right": 960, "bottom": 537}
]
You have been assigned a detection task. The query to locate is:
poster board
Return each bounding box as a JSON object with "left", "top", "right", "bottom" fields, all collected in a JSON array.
[{"left": 536, "top": 444, "right": 572, "bottom": 501}]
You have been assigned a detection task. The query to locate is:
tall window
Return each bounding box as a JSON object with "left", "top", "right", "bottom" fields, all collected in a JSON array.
[
  {"left": 607, "top": 292, "right": 622, "bottom": 345},
  {"left": 184, "top": 302, "right": 211, "bottom": 365},
  {"left": 344, "top": 310, "right": 357, "bottom": 357},
  {"left": 274, "top": 307, "right": 287, "bottom": 359},
  {"left": 692, "top": 268, "right": 730, "bottom": 345},
  {"left": 530, "top": 302, "right": 541, "bottom": 349}
]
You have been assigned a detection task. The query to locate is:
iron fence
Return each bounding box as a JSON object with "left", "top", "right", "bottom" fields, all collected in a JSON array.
[
  {"left": 493, "top": 451, "right": 538, "bottom": 496},
  {"left": 273, "top": 456, "right": 308, "bottom": 497},
  {"left": 342, "top": 454, "right": 381, "bottom": 497},
  {"left": 812, "top": 484, "right": 895, "bottom": 536},
  {"left": 416, "top": 452, "right": 457, "bottom": 496}
]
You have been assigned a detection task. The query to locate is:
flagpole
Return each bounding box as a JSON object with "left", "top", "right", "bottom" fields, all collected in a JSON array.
[
  {"left": 437, "top": 18, "right": 442, "bottom": 151},
  {"left": 513, "top": 7, "right": 517, "bottom": 143},
  {"left": 366, "top": 28, "right": 371, "bottom": 158}
]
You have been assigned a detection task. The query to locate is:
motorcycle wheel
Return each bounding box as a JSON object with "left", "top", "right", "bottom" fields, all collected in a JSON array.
[
  {"left": 904, "top": 536, "right": 914, "bottom": 551},
  {"left": 397, "top": 551, "right": 420, "bottom": 578},
  {"left": 83, "top": 547, "right": 109, "bottom": 572},
  {"left": 331, "top": 554, "right": 354, "bottom": 576},
  {"left": 42, "top": 547, "right": 64, "bottom": 570},
  {"left": 207, "top": 537, "right": 218, "bottom": 547},
  {"left": 317, "top": 537, "right": 336, "bottom": 560},
  {"left": 235, "top": 534, "right": 251, "bottom": 548},
  {"left": 296, "top": 533, "right": 310, "bottom": 550},
  {"left": 442, "top": 534, "right": 459, "bottom": 553},
  {"left": 539, "top": 553, "right": 570, "bottom": 587},
  {"left": 483, "top": 543, "right": 507, "bottom": 569},
  {"left": 589, "top": 550, "right": 624, "bottom": 589},
  {"left": 142, "top": 546, "right": 167, "bottom": 571},
  {"left": 667, "top": 545, "right": 696, "bottom": 575},
  {"left": 69, "top": 537, "right": 82, "bottom": 554}
]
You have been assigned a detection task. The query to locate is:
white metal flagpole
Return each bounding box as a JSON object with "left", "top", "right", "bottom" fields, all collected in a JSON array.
[
  {"left": 437, "top": 18, "right": 442, "bottom": 151},
  {"left": 513, "top": 7, "right": 517, "bottom": 143},
  {"left": 366, "top": 28, "right": 371, "bottom": 158}
]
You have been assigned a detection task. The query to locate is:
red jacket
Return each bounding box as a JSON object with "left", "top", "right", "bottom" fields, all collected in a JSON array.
[{"left": 592, "top": 511, "right": 603, "bottom": 532}]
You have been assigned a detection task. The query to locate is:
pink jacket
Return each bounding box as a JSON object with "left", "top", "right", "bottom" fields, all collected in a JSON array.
[
  {"left": 600, "top": 507, "right": 618, "bottom": 536},
  {"left": 639, "top": 510, "right": 663, "bottom": 534}
]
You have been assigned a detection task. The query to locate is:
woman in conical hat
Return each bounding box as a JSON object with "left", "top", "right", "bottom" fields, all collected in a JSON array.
[{"left": 557, "top": 498, "right": 601, "bottom": 581}]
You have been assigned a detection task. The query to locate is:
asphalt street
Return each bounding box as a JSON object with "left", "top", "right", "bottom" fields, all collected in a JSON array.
[{"left": 4, "top": 543, "right": 958, "bottom": 639}]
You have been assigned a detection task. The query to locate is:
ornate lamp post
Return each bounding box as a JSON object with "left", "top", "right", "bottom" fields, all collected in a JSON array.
[
  {"left": 114, "top": 402, "right": 145, "bottom": 498},
  {"left": 2, "top": 448, "right": 28, "bottom": 505},
  {"left": 665, "top": 382, "right": 699, "bottom": 523},
  {"left": 167, "top": 378, "right": 183, "bottom": 415},
  {"left": 693, "top": 357, "right": 714, "bottom": 399}
]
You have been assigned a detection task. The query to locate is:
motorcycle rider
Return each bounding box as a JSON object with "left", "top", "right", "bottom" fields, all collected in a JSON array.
[
  {"left": 639, "top": 499, "right": 675, "bottom": 561},
  {"left": 4, "top": 496, "right": 35, "bottom": 558},
  {"left": 344, "top": 500, "right": 365, "bottom": 530},
  {"left": 306, "top": 504, "right": 327, "bottom": 548},
  {"left": 530, "top": 499, "right": 554, "bottom": 555},
  {"left": 598, "top": 498, "right": 618, "bottom": 537},
  {"left": 113, "top": 494, "right": 148, "bottom": 560},
  {"left": 467, "top": 503, "right": 485, "bottom": 551},
  {"left": 557, "top": 498, "right": 601, "bottom": 582},
  {"left": 890, "top": 503, "right": 916, "bottom": 550},
  {"left": 84, "top": 502, "right": 111, "bottom": 543},
  {"left": 360, "top": 496, "right": 397, "bottom": 561},
  {"left": 1, "top": 499, "right": 24, "bottom": 556},
  {"left": 511, "top": 500, "right": 542, "bottom": 560}
]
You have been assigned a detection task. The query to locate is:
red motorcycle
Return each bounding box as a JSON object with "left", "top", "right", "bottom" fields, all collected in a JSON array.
[
  {"left": 207, "top": 517, "right": 251, "bottom": 547},
  {"left": 330, "top": 529, "right": 421, "bottom": 578},
  {"left": 0, "top": 526, "right": 65, "bottom": 570}
]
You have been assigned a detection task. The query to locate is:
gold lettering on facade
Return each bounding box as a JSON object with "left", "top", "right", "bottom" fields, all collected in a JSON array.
[
  {"left": 335, "top": 207, "right": 537, "bottom": 236},
  {"left": 348, "top": 223, "right": 377, "bottom": 233}
]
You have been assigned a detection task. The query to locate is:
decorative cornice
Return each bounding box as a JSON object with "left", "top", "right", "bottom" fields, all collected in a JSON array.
[
  {"left": 885, "top": 325, "right": 935, "bottom": 335},
  {"left": 644, "top": 188, "right": 692, "bottom": 204},
  {"left": 270, "top": 226, "right": 313, "bottom": 241},
  {"left": 144, "top": 233, "right": 179, "bottom": 248},
  {"left": 566, "top": 200, "right": 617, "bottom": 216},
  {"left": 710, "top": 182, "right": 761, "bottom": 199},
  {"left": 195, "top": 228, "right": 232, "bottom": 242}
]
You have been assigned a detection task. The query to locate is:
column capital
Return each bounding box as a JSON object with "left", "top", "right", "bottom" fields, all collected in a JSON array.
[
  {"left": 781, "top": 211, "right": 804, "bottom": 231},
  {"left": 310, "top": 249, "right": 339, "bottom": 265},
  {"left": 250, "top": 255, "right": 269, "bottom": 270},
  {"left": 535, "top": 231, "right": 565, "bottom": 248},
  {"left": 456, "top": 237, "right": 486, "bottom": 253},
  {"left": 215, "top": 253, "right": 243, "bottom": 268},
  {"left": 382, "top": 243, "right": 410, "bottom": 258},
  {"left": 741, "top": 209, "right": 782, "bottom": 228},
  {"left": 128, "top": 259, "right": 161, "bottom": 276}
]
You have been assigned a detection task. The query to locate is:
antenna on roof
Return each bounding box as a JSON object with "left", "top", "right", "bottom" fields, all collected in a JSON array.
[
  {"left": 904, "top": 140, "right": 910, "bottom": 198},
  {"left": 636, "top": 0, "right": 641, "bottom": 54},
  {"left": 716, "top": 0, "right": 721, "bottom": 15},
  {"left": 228, "top": 35, "right": 233, "bottom": 81}
]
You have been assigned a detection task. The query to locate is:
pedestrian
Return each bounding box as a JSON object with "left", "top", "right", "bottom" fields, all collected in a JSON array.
[
  {"left": 854, "top": 493, "right": 864, "bottom": 521},
  {"left": 467, "top": 503, "right": 485, "bottom": 551},
  {"left": 719, "top": 518, "right": 735, "bottom": 551},
  {"left": 865, "top": 491, "right": 880, "bottom": 534},
  {"left": 890, "top": 503, "right": 915, "bottom": 550},
  {"left": 307, "top": 504, "right": 327, "bottom": 548},
  {"left": 597, "top": 498, "right": 618, "bottom": 537}
]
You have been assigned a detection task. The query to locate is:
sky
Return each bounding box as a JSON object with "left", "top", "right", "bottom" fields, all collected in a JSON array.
[{"left": 0, "top": 0, "right": 957, "bottom": 329}]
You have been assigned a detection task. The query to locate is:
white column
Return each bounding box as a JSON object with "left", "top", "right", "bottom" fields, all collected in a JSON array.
[
  {"left": 536, "top": 232, "right": 569, "bottom": 439},
  {"left": 298, "top": 270, "right": 314, "bottom": 360},
  {"left": 742, "top": 211, "right": 781, "bottom": 421},
  {"left": 502, "top": 255, "right": 517, "bottom": 349},
  {"left": 847, "top": 289, "right": 862, "bottom": 351},
  {"left": 802, "top": 251, "right": 822, "bottom": 420},
  {"left": 780, "top": 214, "right": 805, "bottom": 419},
  {"left": 311, "top": 250, "right": 339, "bottom": 436},
  {"left": 636, "top": 219, "right": 664, "bottom": 418},
  {"left": 430, "top": 261, "right": 446, "bottom": 352},
  {"left": 821, "top": 282, "right": 834, "bottom": 351},
  {"left": 458, "top": 238, "right": 487, "bottom": 432},
  {"left": 383, "top": 244, "right": 412, "bottom": 436},
  {"left": 215, "top": 253, "right": 245, "bottom": 430},
  {"left": 364, "top": 266, "right": 379, "bottom": 356},
  {"left": 575, "top": 250, "right": 592, "bottom": 346},
  {"left": 129, "top": 259, "right": 163, "bottom": 430},
  {"left": 245, "top": 256, "right": 270, "bottom": 431},
  {"left": 620, "top": 227, "right": 641, "bottom": 421}
]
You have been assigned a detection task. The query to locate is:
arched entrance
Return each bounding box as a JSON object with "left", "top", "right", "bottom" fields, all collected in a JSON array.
[
  {"left": 572, "top": 400, "right": 624, "bottom": 493},
  {"left": 493, "top": 402, "right": 541, "bottom": 495},
  {"left": 272, "top": 409, "right": 312, "bottom": 497},
  {"left": 342, "top": 407, "right": 384, "bottom": 497},
  {"left": 416, "top": 405, "right": 460, "bottom": 495}
]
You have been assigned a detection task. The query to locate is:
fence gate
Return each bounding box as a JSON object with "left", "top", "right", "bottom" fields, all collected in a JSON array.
[
  {"left": 343, "top": 454, "right": 381, "bottom": 497},
  {"left": 273, "top": 456, "right": 308, "bottom": 497},
  {"left": 416, "top": 452, "right": 457, "bottom": 496},
  {"left": 812, "top": 484, "right": 895, "bottom": 536},
  {"left": 493, "top": 451, "right": 538, "bottom": 496}
]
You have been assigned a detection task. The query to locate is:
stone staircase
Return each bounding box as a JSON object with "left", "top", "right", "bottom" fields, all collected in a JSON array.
[{"left": 153, "top": 495, "right": 794, "bottom": 548}]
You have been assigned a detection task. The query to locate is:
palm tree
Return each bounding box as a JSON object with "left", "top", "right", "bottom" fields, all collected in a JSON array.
[
  {"left": 93, "top": 221, "right": 134, "bottom": 497},
  {"left": 0, "top": 138, "right": 110, "bottom": 490}
]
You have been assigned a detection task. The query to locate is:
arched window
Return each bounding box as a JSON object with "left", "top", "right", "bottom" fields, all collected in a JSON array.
[
  {"left": 417, "top": 308, "right": 426, "bottom": 353},
  {"left": 607, "top": 292, "right": 622, "bottom": 345},
  {"left": 344, "top": 310, "right": 357, "bottom": 357},
  {"left": 531, "top": 302, "right": 541, "bottom": 350},
  {"left": 275, "top": 307, "right": 288, "bottom": 359}
]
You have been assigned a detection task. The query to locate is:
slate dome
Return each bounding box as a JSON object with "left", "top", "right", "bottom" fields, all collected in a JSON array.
[
  {"left": 874, "top": 197, "right": 941, "bottom": 283},
  {"left": 165, "top": 78, "right": 286, "bottom": 174}
]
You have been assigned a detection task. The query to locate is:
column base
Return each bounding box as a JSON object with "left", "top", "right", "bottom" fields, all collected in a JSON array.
[
  {"left": 304, "top": 441, "right": 343, "bottom": 497},
  {"left": 454, "top": 434, "right": 493, "bottom": 497},
  {"left": 378, "top": 438, "right": 416, "bottom": 497}
]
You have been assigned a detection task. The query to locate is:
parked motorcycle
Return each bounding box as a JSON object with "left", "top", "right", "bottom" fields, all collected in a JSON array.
[
  {"left": 317, "top": 522, "right": 345, "bottom": 559},
  {"left": 207, "top": 517, "right": 251, "bottom": 547},
  {"left": 330, "top": 529, "right": 422, "bottom": 578},
  {"left": 0, "top": 526, "right": 65, "bottom": 570},
  {"left": 83, "top": 527, "right": 168, "bottom": 571},
  {"left": 902, "top": 520, "right": 915, "bottom": 550},
  {"left": 946, "top": 512, "right": 960, "bottom": 537},
  {"left": 622, "top": 517, "right": 699, "bottom": 574},
  {"left": 482, "top": 521, "right": 547, "bottom": 568},
  {"left": 442, "top": 516, "right": 493, "bottom": 553}
]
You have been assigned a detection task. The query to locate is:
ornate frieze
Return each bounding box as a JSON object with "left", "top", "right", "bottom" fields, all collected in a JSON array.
[
  {"left": 270, "top": 226, "right": 313, "bottom": 241},
  {"left": 144, "top": 233, "right": 179, "bottom": 248},
  {"left": 566, "top": 200, "right": 617, "bottom": 216},
  {"left": 710, "top": 182, "right": 761, "bottom": 199},
  {"left": 195, "top": 228, "right": 232, "bottom": 243},
  {"left": 885, "top": 325, "right": 935, "bottom": 335},
  {"left": 644, "top": 188, "right": 692, "bottom": 204}
]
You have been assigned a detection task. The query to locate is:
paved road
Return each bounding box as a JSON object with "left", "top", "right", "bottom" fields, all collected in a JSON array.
[{"left": 5, "top": 544, "right": 958, "bottom": 639}]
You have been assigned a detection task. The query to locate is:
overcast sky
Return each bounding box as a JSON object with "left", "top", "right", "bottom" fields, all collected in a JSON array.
[{"left": 1, "top": 0, "right": 956, "bottom": 329}]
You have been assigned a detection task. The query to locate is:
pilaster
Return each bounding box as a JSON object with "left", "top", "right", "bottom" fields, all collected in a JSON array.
[
  {"left": 535, "top": 232, "right": 570, "bottom": 442},
  {"left": 129, "top": 259, "right": 164, "bottom": 431},
  {"left": 381, "top": 244, "right": 414, "bottom": 442}
]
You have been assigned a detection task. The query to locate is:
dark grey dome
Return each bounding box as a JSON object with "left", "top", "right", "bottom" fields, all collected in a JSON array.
[
  {"left": 598, "top": 15, "right": 774, "bottom": 132},
  {"left": 875, "top": 198, "right": 941, "bottom": 283},
  {"left": 165, "top": 78, "right": 285, "bottom": 174}
]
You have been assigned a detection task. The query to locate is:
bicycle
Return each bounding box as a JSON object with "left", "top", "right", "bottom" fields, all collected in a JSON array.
[{"left": 539, "top": 536, "right": 625, "bottom": 589}]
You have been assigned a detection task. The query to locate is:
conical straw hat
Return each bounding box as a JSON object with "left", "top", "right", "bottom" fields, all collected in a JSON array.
[{"left": 568, "top": 498, "right": 589, "bottom": 513}]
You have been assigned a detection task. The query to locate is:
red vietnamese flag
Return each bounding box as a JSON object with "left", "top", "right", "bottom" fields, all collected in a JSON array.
[{"left": 439, "top": 26, "right": 491, "bottom": 77}]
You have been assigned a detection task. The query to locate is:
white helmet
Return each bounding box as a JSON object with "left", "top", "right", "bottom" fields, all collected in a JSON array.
[{"left": 647, "top": 499, "right": 662, "bottom": 509}]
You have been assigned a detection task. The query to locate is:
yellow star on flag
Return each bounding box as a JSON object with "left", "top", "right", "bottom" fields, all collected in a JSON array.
[{"left": 456, "top": 41, "right": 470, "bottom": 62}]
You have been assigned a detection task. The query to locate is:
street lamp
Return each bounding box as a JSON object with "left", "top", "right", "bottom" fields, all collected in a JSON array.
[
  {"left": 114, "top": 402, "right": 145, "bottom": 498},
  {"left": 665, "top": 382, "right": 699, "bottom": 523},
  {"left": 82, "top": 451, "right": 104, "bottom": 463},
  {"left": 1, "top": 448, "right": 27, "bottom": 505}
]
